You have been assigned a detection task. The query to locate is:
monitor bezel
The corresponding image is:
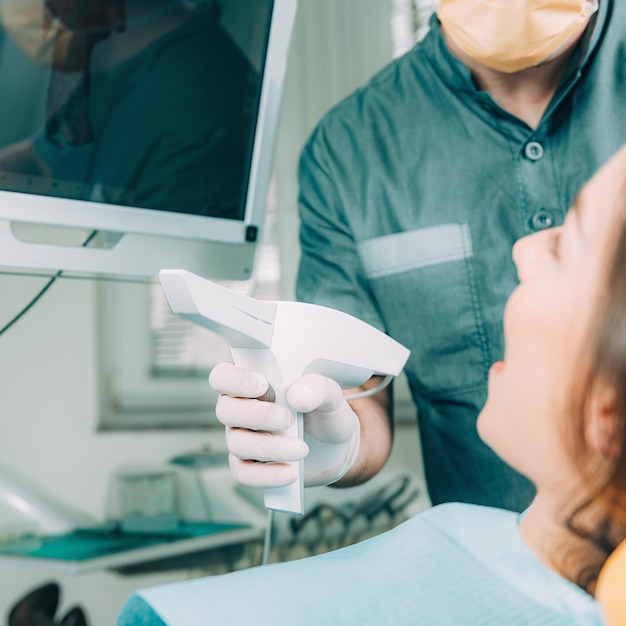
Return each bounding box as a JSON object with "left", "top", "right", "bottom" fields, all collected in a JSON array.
[{"left": 0, "top": 0, "right": 297, "bottom": 279}]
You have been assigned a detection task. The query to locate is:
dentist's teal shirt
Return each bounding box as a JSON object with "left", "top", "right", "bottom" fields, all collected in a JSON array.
[{"left": 296, "top": 1, "right": 626, "bottom": 510}]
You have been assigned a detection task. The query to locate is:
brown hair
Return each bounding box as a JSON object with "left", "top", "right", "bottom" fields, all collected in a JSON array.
[
  {"left": 565, "top": 174, "right": 626, "bottom": 590},
  {"left": 583, "top": 242, "right": 626, "bottom": 504}
]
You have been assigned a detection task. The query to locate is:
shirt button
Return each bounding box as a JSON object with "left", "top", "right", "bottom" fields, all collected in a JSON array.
[
  {"left": 530, "top": 210, "right": 555, "bottom": 231},
  {"left": 524, "top": 141, "right": 544, "bottom": 161}
]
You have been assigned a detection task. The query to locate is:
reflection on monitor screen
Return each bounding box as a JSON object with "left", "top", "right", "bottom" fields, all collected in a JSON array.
[{"left": 0, "top": 0, "right": 296, "bottom": 279}]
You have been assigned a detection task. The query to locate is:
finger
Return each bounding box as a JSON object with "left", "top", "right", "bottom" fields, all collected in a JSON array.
[
  {"left": 216, "top": 395, "right": 294, "bottom": 431},
  {"left": 287, "top": 375, "right": 358, "bottom": 444},
  {"left": 228, "top": 454, "right": 299, "bottom": 488},
  {"left": 225, "top": 427, "right": 309, "bottom": 462},
  {"left": 286, "top": 374, "right": 345, "bottom": 413},
  {"left": 209, "top": 362, "right": 268, "bottom": 398}
]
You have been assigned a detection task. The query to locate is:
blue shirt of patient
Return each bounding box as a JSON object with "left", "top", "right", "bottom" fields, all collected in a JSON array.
[{"left": 116, "top": 504, "right": 604, "bottom": 625}]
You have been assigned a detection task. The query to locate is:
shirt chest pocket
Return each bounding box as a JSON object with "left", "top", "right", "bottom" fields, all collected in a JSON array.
[{"left": 357, "top": 223, "right": 489, "bottom": 396}]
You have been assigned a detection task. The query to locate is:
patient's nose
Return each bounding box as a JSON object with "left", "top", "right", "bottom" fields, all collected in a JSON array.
[{"left": 512, "top": 228, "right": 559, "bottom": 282}]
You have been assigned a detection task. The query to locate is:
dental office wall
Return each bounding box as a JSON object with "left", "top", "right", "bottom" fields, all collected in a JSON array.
[{"left": 0, "top": 1, "right": 424, "bottom": 624}]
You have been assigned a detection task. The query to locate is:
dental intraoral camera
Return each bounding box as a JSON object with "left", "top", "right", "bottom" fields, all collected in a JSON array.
[{"left": 159, "top": 269, "right": 410, "bottom": 515}]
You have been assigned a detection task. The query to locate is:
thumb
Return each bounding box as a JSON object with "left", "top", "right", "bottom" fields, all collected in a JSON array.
[
  {"left": 286, "top": 373, "right": 345, "bottom": 413},
  {"left": 287, "top": 374, "right": 358, "bottom": 444}
]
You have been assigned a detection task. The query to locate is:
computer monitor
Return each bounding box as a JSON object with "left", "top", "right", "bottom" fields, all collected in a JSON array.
[{"left": 0, "top": 0, "right": 296, "bottom": 279}]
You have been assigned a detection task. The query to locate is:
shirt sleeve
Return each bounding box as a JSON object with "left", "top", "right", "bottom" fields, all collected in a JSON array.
[{"left": 295, "top": 120, "right": 386, "bottom": 332}]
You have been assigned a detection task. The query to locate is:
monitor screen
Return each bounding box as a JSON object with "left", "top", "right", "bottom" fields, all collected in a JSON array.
[{"left": 0, "top": 0, "right": 296, "bottom": 278}]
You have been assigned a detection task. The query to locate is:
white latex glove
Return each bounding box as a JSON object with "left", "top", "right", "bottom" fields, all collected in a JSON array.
[{"left": 209, "top": 362, "right": 361, "bottom": 488}]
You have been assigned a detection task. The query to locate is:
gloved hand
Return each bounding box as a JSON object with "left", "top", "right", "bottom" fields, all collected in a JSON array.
[{"left": 209, "top": 362, "right": 361, "bottom": 488}]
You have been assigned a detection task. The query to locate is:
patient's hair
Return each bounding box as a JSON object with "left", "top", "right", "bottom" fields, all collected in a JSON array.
[
  {"left": 585, "top": 175, "right": 626, "bottom": 521},
  {"left": 566, "top": 172, "right": 626, "bottom": 589}
]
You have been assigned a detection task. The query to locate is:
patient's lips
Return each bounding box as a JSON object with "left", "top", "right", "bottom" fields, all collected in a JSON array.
[{"left": 489, "top": 360, "right": 505, "bottom": 378}]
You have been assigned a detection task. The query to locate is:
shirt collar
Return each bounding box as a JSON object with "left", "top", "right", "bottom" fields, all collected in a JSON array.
[
  {"left": 420, "top": 12, "right": 474, "bottom": 93},
  {"left": 581, "top": 0, "right": 610, "bottom": 66}
]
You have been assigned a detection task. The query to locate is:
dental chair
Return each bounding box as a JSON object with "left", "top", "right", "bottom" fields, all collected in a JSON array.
[{"left": 597, "top": 539, "right": 626, "bottom": 626}]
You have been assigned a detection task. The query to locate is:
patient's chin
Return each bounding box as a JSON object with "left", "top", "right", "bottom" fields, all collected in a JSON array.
[
  {"left": 475, "top": 407, "right": 489, "bottom": 442},
  {"left": 475, "top": 403, "right": 500, "bottom": 451}
]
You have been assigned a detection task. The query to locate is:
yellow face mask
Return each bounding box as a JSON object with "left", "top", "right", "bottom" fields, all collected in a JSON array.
[{"left": 437, "top": 0, "right": 599, "bottom": 74}]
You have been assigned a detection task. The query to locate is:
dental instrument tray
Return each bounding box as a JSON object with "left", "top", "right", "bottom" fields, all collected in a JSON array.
[{"left": 0, "top": 520, "right": 263, "bottom": 574}]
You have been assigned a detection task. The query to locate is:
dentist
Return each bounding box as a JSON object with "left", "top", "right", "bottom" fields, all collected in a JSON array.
[{"left": 210, "top": 0, "right": 626, "bottom": 511}]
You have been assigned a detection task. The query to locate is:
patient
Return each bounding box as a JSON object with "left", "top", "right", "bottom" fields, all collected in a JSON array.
[{"left": 117, "top": 146, "right": 626, "bottom": 625}]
